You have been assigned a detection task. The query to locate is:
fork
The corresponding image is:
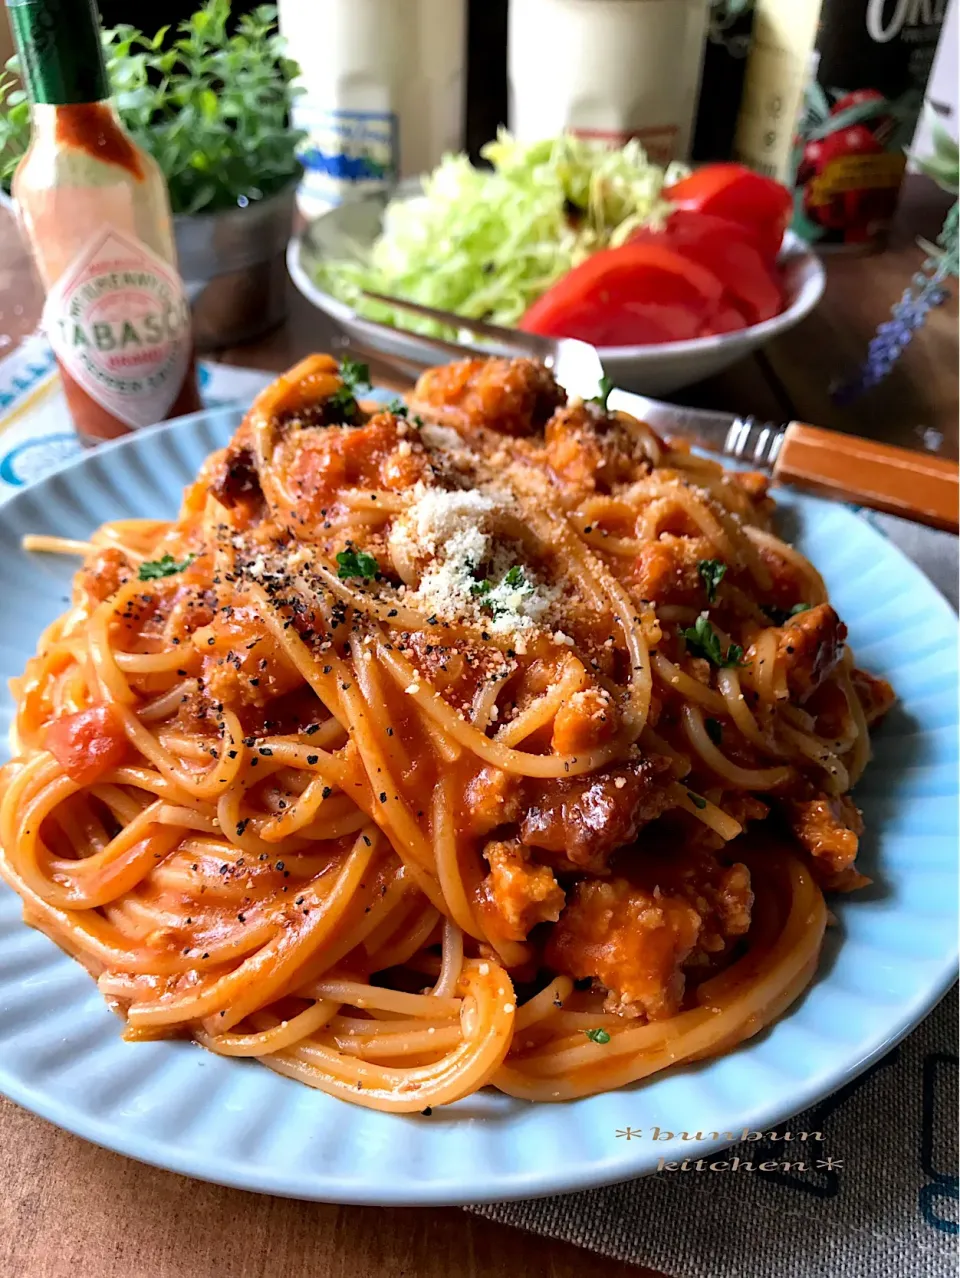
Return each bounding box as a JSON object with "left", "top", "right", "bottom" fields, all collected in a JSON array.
[{"left": 352, "top": 289, "right": 958, "bottom": 534}]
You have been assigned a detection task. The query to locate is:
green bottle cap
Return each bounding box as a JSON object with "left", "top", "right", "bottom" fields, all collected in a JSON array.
[{"left": 6, "top": 0, "right": 110, "bottom": 106}]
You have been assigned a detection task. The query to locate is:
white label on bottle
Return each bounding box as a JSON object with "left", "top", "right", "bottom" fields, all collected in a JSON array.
[
  {"left": 295, "top": 107, "right": 399, "bottom": 208},
  {"left": 42, "top": 226, "right": 191, "bottom": 430}
]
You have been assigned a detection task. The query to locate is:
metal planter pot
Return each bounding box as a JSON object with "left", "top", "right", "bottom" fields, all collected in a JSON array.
[{"left": 174, "top": 177, "right": 297, "bottom": 351}]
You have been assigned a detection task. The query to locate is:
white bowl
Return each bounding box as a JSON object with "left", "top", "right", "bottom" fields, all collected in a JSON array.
[{"left": 287, "top": 190, "right": 825, "bottom": 396}]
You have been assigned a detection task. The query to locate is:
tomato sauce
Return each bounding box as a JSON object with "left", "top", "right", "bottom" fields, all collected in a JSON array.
[
  {"left": 54, "top": 102, "right": 144, "bottom": 181},
  {"left": 57, "top": 357, "right": 203, "bottom": 444}
]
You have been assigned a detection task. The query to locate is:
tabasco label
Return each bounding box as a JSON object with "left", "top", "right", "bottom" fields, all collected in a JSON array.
[{"left": 42, "top": 226, "right": 192, "bottom": 429}]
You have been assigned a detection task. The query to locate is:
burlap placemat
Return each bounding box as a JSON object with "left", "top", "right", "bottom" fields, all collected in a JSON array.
[
  {"left": 471, "top": 987, "right": 957, "bottom": 1278},
  {"left": 469, "top": 515, "right": 959, "bottom": 1277}
]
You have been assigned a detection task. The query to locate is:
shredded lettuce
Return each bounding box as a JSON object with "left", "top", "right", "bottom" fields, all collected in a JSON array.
[{"left": 313, "top": 130, "right": 688, "bottom": 336}]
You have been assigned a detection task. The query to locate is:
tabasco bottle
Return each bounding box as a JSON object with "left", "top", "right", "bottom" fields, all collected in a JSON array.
[{"left": 6, "top": 0, "right": 202, "bottom": 444}]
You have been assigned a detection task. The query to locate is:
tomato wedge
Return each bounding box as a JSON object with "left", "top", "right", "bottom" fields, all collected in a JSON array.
[
  {"left": 45, "top": 703, "right": 129, "bottom": 785},
  {"left": 519, "top": 241, "right": 726, "bottom": 347},
  {"left": 631, "top": 210, "right": 783, "bottom": 325},
  {"left": 711, "top": 304, "right": 750, "bottom": 335},
  {"left": 664, "top": 164, "right": 793, "bottom": 263}
]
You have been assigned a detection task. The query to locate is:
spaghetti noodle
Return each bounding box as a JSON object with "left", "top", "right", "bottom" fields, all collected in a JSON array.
[{"left": 0, "top": 354, "right": 894, "bottom": 1111}]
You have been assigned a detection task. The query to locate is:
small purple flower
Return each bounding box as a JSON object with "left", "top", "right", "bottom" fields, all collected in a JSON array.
[{"left": 833, "top": 201, "right": 957, "bottom": 404}]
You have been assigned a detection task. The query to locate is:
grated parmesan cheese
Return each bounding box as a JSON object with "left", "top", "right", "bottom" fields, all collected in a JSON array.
[
  {"left": 401, "top": 486, "right": 497, "bottom": 553},
  {"left": 420, "top": 422, "right": 465, "bottom": 453},
  {"left": 390, "top": 485, "right": 563, "bottom": 636}
]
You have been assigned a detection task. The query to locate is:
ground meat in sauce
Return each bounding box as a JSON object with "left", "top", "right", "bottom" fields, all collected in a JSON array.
[
  {"left": 803, "top": 667, "right": 893, "bottom": 740},
  {"left": 192, "top": 607, "right": 301, "bottom": 708},
  {"left": 803, "top": 679, "right": 851, "bottom": 740},
  {"left": 774, "top": 603, "right": 847, "bottom": 702},
  {"left": 519, "top": 755, "right": 674, "bottom": 873},
  {"left": 731, "top": 471, "right": 770, "bottom": 501},
  {"left": 550, "top": 686, "right": 620, "bottom": 754},
  {"left": 755, "top": 542, "right": 808, "bottom": 611},
  {"left": 208, "top": 444, "right": 263, "bottom": 513},
  {"left": 545, "top": 855, "right": 753, "bottom": 1019},
  {"left": 631, "top": 533, "right": 720, "bottom": 607},
  {"left": 543, "top": 402, "right": 652, "bottom": 495},
  {"left": 464, "top": 766, "right": 522, "bottom": 837},
  {"left": 75, "top": 546, "right": 133, "bottom": 607},
  {"left": 850, "top": 667, "right": 895, "bottom": 726},
  {"left": 411, "top": 357, "right": 566, "bottom": 437},
  {"left": 276, "top": 412, "right": 432, "bottom": 523},
  {"left": 782, "top": 792, "right": 864, "bottom": 884},
  {"left": 719, "top": 792, "right": 770, "bottom": 830},
  {"left": 478, "top": 838, "right": 565, "bottom": 942}
]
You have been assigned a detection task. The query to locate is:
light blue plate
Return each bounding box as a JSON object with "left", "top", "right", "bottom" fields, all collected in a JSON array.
[{"left": 0, "top": 407, "right": 956, "bottom": 1205}]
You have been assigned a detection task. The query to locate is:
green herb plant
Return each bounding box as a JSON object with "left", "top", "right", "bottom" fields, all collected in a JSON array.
[{"left": 0, "top": 0, "right": 304, "bottom": 216}]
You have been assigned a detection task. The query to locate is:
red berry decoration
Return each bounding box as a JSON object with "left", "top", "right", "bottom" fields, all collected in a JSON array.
[
  {"left": 819, "top": 124, "right": 883, "bottom": 163},
  {"left": 830, "top": 88, "right": 886, "bottom": 117}
]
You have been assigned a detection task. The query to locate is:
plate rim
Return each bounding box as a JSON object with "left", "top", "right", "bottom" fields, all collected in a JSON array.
[{"left": 0, "top": 405, "right": 955, "bottom": 1206}]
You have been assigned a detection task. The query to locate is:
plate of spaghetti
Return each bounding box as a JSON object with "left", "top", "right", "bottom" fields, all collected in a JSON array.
[{"left": 0, "top": 355, "right": 955, "bottom": 1204}]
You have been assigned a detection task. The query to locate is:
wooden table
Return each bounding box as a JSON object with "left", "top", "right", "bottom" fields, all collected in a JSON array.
[{"left": 0, "top": 177, "right": 956, "bottom": 1278}]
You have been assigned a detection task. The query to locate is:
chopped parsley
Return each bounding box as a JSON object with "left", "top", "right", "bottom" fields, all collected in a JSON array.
[
  {"left": 588, "top": 374, "right": 614, "bottom": 412},
  {"left": 790, "top": 601, "right": 811, "bottom": 615},
  {"left": 328, "top": 386, "right": 359, "bottom": 422},
  {"left": 705, "top": 718, "right": 723, "bottom": 745},
  {"left": 584, "top": 1027, "right": 611, "bottom": 1044},
  {"left": 328, "top": 358, "right": 371, "bottom": 424},
  {"left": 470, "top": 565, "right": 529, "bottom": 614},
  {"left": 336, "top": 547, "right": 379, "bottom": 580},
  {"left": 339, "top": 357, "right": 370, "bottom": 390},
  {"left": 697, "top": 559, "right": 727, "bottom": 604},
  {"left": 680, "top": 615, "right": 748, "bottom": 669},
  {"left": 386, "top": 398, "right": 409, "bottom": 418},
  {"left": 686, "top": 790, "right": 708, "bottom": 810},
  {"left": 138, "top": 552, "right": 195, "bottom": 581}
]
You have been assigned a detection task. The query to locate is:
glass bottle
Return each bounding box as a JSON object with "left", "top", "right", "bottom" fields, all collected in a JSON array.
[
  {"left": 6, "top": 0, "right": 202, "bottom": 444},
  {"left": 508, "top": 0, "right": 711, "bottom": 166},
  {"left": 278, "top": 0, "right": 467, "bottom": 216}
]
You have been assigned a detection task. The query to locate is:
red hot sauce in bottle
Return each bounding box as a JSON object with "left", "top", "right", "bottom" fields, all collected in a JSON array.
[{"left": 8, "top": 0, "right": 202, "bottom": 444}]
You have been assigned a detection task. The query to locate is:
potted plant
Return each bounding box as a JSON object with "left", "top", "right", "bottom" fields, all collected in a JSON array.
[{"left": 0, "top": 0, "right": 305, "bottom": 349}]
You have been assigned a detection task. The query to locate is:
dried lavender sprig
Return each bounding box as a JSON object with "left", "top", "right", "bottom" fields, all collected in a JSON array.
[{"left": 833, "top": 201, "right": 957, "bottom": 404}]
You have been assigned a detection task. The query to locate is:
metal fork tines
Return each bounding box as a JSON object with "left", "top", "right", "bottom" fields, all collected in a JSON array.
[
  {"left": 359, "top": 289, "right": 607, "bottom": 402},
  {"left": 724, "top": 416, "right": 787, "bottom": 469},
  {"left": 361, "top": 289, "right": 551, "bottom": 355}
]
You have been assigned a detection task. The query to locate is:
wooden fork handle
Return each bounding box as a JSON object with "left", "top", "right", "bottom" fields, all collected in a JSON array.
[{"left": 773, "top": 423, "right": 959, "bottom": 533}]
